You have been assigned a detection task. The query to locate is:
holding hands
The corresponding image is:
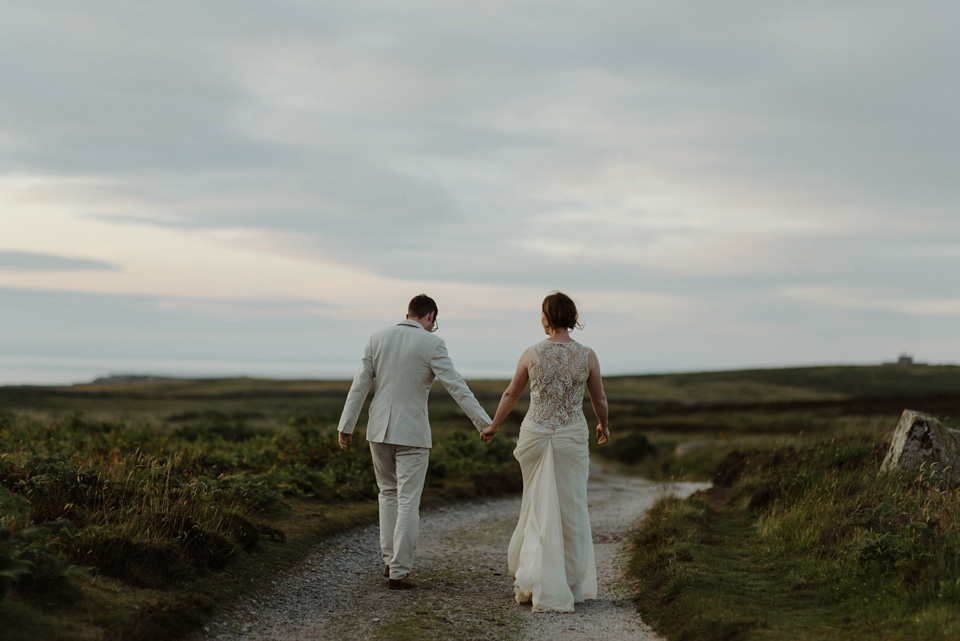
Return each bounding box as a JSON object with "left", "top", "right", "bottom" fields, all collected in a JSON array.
[
  {"left": 480, "top": 424, "right": 498, "bottom": 444},
  {"left": 481, "top": 422, "right": 609, "bottom": 445}
]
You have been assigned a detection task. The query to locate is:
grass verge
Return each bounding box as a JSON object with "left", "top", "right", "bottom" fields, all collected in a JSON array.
[{"left": 630, "top": 435, "right": 960, "bottom": 641}]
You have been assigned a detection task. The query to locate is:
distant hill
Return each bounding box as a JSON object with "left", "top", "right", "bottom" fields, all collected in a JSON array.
[
  {"left": 71, "top": 363, "right": 960, "bottom": 403},
  {"left": 3, "top": 364, "right": 959, "bottom": 409},
  {"left": 90, "top": 375, "right": 179, "bottom": 385}
]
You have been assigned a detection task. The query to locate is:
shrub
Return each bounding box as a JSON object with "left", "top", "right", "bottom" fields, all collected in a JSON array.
[
  {"left": 0, "top": 410, "right": 521, "bottom": 605},
  {"left": 603, "top": 432, "right": 656, "bottom": 465},
  {"left": 0, "top": 486, "right": 86, "bottom": 604}
]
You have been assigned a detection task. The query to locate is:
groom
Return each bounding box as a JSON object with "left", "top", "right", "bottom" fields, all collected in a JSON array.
[{"left": 337, "top": 294, "right": 493, "bottom": 590}]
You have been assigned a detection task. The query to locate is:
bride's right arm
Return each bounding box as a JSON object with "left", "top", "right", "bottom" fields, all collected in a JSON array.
[{"left": 486, "top": 349, "right": 530, "bottom": 435}]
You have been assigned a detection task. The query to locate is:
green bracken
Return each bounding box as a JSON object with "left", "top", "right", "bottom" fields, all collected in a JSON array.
[{"left": 0, "top": 404, "right": 520, "bottom": 640}]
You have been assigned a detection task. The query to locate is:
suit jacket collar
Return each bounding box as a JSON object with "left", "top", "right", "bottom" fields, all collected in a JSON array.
[{"left": 397, "top": 319, "right": 425, "bottom": 330}]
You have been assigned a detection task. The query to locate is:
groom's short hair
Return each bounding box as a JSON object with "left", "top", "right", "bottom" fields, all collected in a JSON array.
[{"left": 408, "top": 294, "right": 438, "bottom": 319}]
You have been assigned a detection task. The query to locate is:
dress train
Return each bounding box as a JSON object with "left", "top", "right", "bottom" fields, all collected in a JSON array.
[{"left": 508, "top": 418, "right": 597, "bottom": 612}]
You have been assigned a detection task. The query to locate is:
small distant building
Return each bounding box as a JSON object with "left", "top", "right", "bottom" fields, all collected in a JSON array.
[{"left": 883, "top": 353, "right": 925, "bottom": 367}]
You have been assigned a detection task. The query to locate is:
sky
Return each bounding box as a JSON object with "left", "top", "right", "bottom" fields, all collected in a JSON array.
[{"left": 2, "top": 1, "right": 960, "bottom": 385}]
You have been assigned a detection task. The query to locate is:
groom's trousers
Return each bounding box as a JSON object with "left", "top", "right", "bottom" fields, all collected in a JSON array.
[{"left": 369, "top": 442, "right": 430, "bottom": 580}]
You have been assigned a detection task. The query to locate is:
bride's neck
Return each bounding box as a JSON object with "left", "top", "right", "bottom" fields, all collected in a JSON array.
[{"left": 545, "top": 328, "right": 572, "bottom": 342}]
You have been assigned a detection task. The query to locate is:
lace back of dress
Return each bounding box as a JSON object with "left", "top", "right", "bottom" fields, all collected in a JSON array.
[{"left": 528, "top": 342, "right": 590, "bottom": 430}]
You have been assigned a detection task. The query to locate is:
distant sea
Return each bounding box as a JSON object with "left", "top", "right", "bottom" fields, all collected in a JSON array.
[{"left": 0, "top": 356, "right": 359, "bottom": 386}]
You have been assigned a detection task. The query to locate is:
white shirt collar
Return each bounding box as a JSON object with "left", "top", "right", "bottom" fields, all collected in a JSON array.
[{"left": 397, "top": 319, "right": 424, "bottom": 330}]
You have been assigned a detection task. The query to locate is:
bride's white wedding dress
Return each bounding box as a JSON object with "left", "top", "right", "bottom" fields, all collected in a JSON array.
[{"left": 508, "top": 340, "right": 598, "bottom": 612}]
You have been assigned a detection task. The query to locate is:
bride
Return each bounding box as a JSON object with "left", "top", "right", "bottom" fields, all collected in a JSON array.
[{"left": 480, "top": 292, "right": 610, "bottom": 612}]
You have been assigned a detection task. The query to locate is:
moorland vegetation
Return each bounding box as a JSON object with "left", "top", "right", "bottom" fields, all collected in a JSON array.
[
  {"left": 3, "top": 365, "right": 960, "bottom": 640},
  {"left": 0, "top": 379, "right": 518, "bottom": 641},
  {"left": 611, "top": 365, "right": 960, "bottom": 641}
]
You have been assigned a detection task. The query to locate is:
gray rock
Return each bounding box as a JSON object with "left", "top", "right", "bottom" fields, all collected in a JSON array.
[{"left": 880, "top": 409, "right": 960, "bottom": 484}]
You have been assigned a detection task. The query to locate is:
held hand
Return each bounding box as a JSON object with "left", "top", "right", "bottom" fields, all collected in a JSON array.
[
  {"left": 479, "top": 424, "right": 498, "bottom": 444},
  {"left": 338, "top": 431, "right": 352, "bottom": 451},
  {"left": 596, "top": 423, "right": 610, "bottom": 445}
]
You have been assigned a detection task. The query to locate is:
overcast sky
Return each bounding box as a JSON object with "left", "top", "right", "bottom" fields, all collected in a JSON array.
[{"left": 2, "top": 1, "right": 959, "bottom": 385}]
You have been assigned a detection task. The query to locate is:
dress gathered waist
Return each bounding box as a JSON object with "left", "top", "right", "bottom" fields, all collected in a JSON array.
[{"left": 519, "top": 416, "right": 589, "bottom": 443}]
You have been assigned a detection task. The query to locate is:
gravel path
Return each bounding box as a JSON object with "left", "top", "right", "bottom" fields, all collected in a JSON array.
[{"left": 188, "top": 466, "right": 708, "bottom": 641}]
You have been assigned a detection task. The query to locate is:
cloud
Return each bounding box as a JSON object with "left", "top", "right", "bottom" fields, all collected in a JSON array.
[
  {"left": 2, "top": 1, "right": 960, "bottom": 379},
  {"left": 0, "top": 250, "right": 121, "bottom": 273},
  {"left": 7, "top": 2, "right": 956, "bottom": 251},
  {"left": 782, "top": 287, "right": 960, "bottom": 318},
  {"left": 156, "top": 298, "right": 334, "bottom": 319}
]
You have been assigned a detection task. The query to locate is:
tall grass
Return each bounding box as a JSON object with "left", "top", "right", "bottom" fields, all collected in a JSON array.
[
  {"left": 0, "top": 409, "right": 519, "bottom": 623},
  {"left": 630, "top": 432, "right": 960, "bottom": 640}
]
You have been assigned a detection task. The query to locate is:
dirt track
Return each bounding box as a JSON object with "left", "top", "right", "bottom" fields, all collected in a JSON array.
[{"left": 188, "top": 466, "right": 708, "bottom": 641}]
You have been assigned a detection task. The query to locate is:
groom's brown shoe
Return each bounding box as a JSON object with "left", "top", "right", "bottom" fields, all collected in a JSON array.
[
  {"left": 388, "top": 576, "right": 416, "bottom": 590},
  {"left": 383, "top": 565, "right": 390, "bottom": 578}
]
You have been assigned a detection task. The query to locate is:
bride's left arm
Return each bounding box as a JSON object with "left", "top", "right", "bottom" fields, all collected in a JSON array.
[{"left": 586, "top": 349, "right": 610, "bottom": 444}]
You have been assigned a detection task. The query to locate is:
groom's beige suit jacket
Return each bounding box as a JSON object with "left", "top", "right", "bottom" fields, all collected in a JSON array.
[{"left": 338, "top": 320, "right": 491, "bottom": 448}]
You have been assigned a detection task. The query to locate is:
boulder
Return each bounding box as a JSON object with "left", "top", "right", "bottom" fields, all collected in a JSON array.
[{"left": 880, "top": 409, "right": 960, "bottom": 484}]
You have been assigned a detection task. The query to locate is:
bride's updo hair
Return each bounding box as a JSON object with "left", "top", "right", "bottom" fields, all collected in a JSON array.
[{"left": 542, "top": 291, "right": 582, "bottom": 331}]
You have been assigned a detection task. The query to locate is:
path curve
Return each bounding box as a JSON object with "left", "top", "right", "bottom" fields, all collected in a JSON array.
[{"left": 188, "top": 467, "right": 708, "bottom": 641}]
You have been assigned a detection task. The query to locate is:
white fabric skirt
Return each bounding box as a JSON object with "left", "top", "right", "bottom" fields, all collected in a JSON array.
[{"left": 508, "top": 417, "right": 598, "bottom": 612}]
